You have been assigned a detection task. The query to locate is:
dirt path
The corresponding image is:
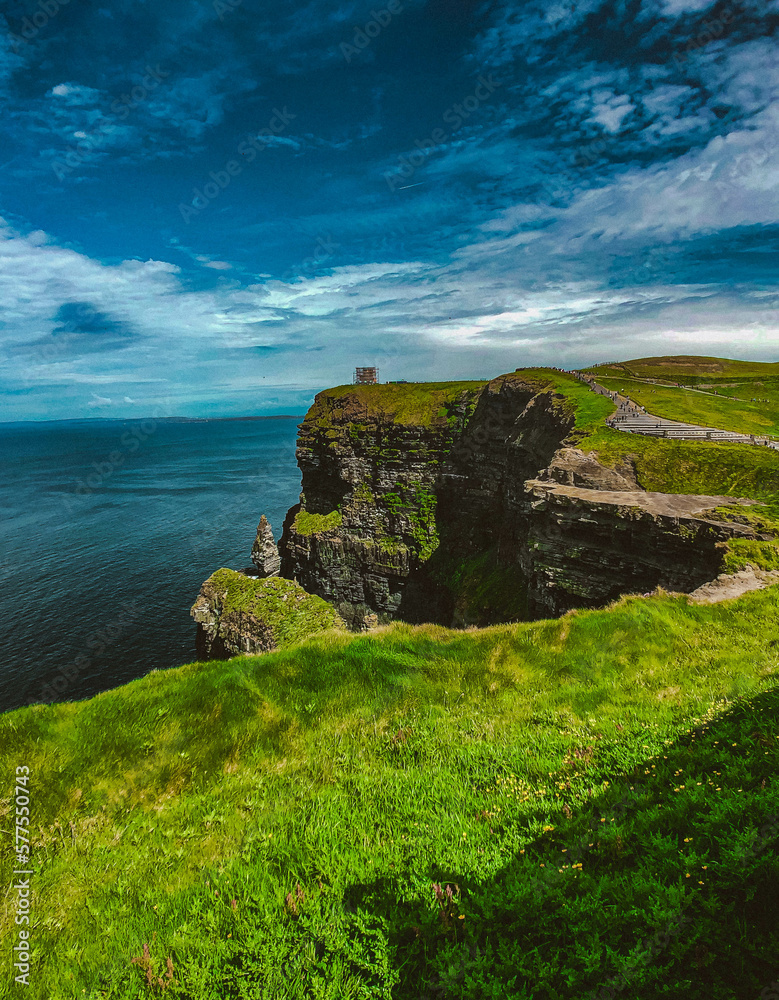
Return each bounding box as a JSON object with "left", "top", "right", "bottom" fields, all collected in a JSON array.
[{"left": 687, "top": 567, "right": 779, "bottom": 604}]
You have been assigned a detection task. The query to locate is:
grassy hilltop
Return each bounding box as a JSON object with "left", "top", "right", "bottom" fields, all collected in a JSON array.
[
  {"left": 582, "top": 355, "right": 779, "bottom": 439},
  {"left": 584, "top": 355, "right": 779, "bottom": 381},
  {"left": 2, "top": 357, "right": 779, "bottom": 1000}
]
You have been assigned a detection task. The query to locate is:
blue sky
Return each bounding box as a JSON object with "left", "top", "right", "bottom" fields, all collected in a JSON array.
[{"left": 1, "top": 0, "right": 777, "bottom": 419}]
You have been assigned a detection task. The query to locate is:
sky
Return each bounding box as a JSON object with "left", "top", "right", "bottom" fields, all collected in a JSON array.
[{"left": 0, "top": 0, "right": 777, "bottom": 420}]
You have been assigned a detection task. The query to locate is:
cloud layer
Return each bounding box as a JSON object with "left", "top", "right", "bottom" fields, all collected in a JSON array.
[{"left": 0, "top": 0, "right": 777, "bottom": 418}]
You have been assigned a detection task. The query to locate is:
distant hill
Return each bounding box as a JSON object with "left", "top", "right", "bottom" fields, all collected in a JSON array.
[{"left": 583, "top": 355, "right": 779, "bottom": 384}]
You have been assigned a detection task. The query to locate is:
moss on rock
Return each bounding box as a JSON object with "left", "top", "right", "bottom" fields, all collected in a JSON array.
[
  {"left": 293, "top": 508, "right": 343, "bottom": 536},
  {"left": 191, "top": 569, "right": 345, "bottom": 658}
]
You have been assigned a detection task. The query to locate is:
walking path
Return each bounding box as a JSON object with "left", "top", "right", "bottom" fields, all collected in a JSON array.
[
  {"left": 601, "top": 375, "right": 770, "bottom": 404},
  {"left": 570, "top": 373, "right": 779, "bottom": 450}
]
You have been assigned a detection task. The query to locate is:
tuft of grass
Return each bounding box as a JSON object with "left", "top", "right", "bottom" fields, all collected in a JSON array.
[
  {"left": 721, "top": 539, "right": 779, "bottom": 573},
  {"left": 292, "top": 508, "right": 343, "bottom": 536}
]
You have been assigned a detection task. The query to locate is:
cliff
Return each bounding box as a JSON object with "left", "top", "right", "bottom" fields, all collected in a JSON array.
[
  {"left": 279, "top": 378, "right": 488, "bottom": 626},
  {"left": 277, "top": 371, "right": 773, "bottom": 627},
  {"left": 516, "top": 481, "right": 763, "bottom": 617}
]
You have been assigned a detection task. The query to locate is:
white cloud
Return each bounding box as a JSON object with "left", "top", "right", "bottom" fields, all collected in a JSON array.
[
  {"left": 587, "top": 92, "right": 635, "bottom": 133},
  {"left": 257, "top": 135, "right": 302, "bottom": 150},
  {"left": 48, "top": 83, "right": 103, "bottom": 105},
  {"left": 559, "top": 108, "right": 779, "bottom": 240},
  {"left": 86, "top": 393, "right": 112, "bottom": 407},
  {"left": 1, "top": 209, "right": 777, "bottom": 419},
  {"left": 657, "top": 0, "right": 715, "bottom": 15}
]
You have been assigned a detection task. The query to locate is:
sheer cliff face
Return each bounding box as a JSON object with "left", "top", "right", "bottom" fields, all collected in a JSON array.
[
  {"left": 279, "top": 374, "right": 764, "bottom": 626},
  {"left": 279, "top": 373, "right": 574, "bottom": 625},
  {"left": 278, "top": 379, "right": 488, "bottom": 625}
]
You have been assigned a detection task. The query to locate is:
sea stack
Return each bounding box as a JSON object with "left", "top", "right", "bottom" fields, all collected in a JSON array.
[{"left": 251, "top": 515, "right": 281, "bottom": 577}]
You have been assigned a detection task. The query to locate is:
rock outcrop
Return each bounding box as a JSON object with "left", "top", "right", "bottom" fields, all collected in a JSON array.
[
  {"left": 515, "top": 481, "right": 764, "bottom": 617},
  {"left": 251, "top": 515, "right": 281, "bottom": 577},
  {"left": 687, "top": 566, "right": 779, "bottom": 604},
  {"left": 538, "top": 447, "right": 639, "bottom": 491},
  {"left": 191, "top": 568, "right": 344, "bottom": 659}
]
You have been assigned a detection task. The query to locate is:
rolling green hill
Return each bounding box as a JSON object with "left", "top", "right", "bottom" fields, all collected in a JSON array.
[{"left": 583, "top": 355, "right": 779, "bottom": 384}]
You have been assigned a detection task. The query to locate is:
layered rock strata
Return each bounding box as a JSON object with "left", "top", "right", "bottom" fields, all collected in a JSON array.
[
  {"left": 251, "top": 515, "right": 281, "bottom": 577},
  {"left": 515, "top": 482, "right": 764, "bottom": 617},
  {"left": 279, "top": 378, "right": 490, "bottom": 622}
]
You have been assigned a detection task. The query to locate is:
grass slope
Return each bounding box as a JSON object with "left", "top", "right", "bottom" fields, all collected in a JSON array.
[
  {"left": 2, "top": 586, "right": 779, "bottom": 999},
  {"left": 200, "top": 570, "right": 345, "bottom": 646},
  {"left": 311, "top": 381, "right": 487, "bottom": 428}
]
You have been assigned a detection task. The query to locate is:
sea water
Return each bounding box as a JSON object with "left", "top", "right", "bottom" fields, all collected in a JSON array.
[{"left": 0, "top": 416, "right": 302, "bottom": 713}]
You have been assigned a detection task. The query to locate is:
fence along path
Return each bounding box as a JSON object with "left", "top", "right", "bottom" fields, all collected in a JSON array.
[{"left": 571, "top": 374, "right": 779, "bottom": 450}]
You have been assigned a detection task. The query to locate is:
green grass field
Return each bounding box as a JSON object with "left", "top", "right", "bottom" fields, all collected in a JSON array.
[
  {"left": 309, "top": 381, "right": 488, "bottom": 428},
  {"left": 2, "top": 587, "right": 779, "bottom": 999},
  {"left": 592, "top": 376, "right": 779, "bottom": 438}
]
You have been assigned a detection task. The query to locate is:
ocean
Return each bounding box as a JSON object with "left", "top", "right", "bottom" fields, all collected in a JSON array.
[{"left": 0, "top": 416, "right": 303, "bottom": 713}]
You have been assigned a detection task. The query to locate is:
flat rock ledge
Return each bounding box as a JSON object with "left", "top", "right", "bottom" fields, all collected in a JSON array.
[
  {"left": 687, "top": 567, "right": 779, "bottom": 605},
  {"left": 524, "top": 480, "right": 757, "bottom": 519}
]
